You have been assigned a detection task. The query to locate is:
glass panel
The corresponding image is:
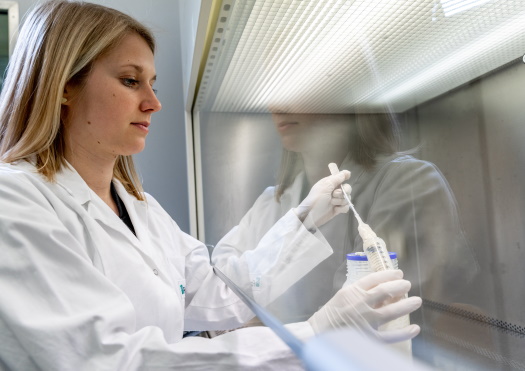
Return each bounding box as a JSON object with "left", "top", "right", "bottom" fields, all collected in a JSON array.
[{"left": 194, "top": 1, "right": 525, "bottom": 369}]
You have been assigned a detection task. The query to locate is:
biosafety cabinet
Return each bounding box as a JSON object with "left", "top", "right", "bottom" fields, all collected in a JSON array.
[{"left": 180, "top": 1, "right": 525, "bottom": 369}]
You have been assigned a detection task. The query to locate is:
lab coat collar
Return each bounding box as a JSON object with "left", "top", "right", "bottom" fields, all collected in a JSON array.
[
  {"left": 54, "top": 163, "right": 155, "bottom": 256},
  {"left": 12, "top": 160, "right": 165, "bottom": 277},
  {"left": 54, "top": 162, "right": 93, "bottom": 206},
  {"left": 3, "top": 159, "right": 94, "bottom": 204},
  {"left": 340, "top": 152, "right": 365, "bottom": 187},
  {"left": 54, "top": 162, "right": 148, "bottom": 217},
  {"left": 338, "top": 152, "right": 403, "bottom": 188}
]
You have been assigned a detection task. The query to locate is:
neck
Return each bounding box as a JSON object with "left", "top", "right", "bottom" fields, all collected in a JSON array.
[
  {"left": 301, "top": 143, "right": 349, "bottom": 185},
  {"left": 299, "top": 118, "right": 354, "bottom": 185},
  {"left": 302, "top": 151, "right": 348, "bottom": 186},
  {"left": 65, "top": 147, "right": 118, "bottom": 213}
]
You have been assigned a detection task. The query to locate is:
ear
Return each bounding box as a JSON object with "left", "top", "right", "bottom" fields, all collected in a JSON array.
[{"left": 61, "top": 84, "right": 74, "bottom": 106}]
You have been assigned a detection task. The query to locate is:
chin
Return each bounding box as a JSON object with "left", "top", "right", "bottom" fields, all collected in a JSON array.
[
  {"left": 122, "top": 144, "right": 146, "bottom": 156},
  {"left": 281, "top": 138, "right": 302, "bottom": 153},
  {"left": 134, "top": 139, "right": 148, "bottom": 152}
]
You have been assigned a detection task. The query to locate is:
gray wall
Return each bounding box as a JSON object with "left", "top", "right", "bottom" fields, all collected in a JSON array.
[{"left": 14, "top": 0, "right": 190, "bottom": 232}]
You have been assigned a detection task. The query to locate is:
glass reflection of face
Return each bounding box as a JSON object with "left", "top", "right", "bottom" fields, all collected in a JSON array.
[
  {"left": 63, "top": 33, "right": 162, "bottom": 159},
  {"left": 272, "top": 113, "right": 353, "bottom": 154}
]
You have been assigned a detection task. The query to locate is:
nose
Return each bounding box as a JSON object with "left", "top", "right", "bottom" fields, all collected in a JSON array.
[{"left": 140, "top": 86, "right": 162, "bottom": 113}]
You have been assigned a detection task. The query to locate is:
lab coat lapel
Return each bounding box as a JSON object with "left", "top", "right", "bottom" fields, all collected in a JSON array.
[
  {"left": 84, "top": 194, "right": 142, "bottom": 252},
  {"left": 112, "top": 184, "right": 176, "bottom": 287},
  {"left": 340, "top": 153, "right": 365, "bottom": 188},
  {"left": 112, "top": 181, "right": 154, "bottom": 256},
  {"left": 55, "top": 165, "right": 152, "bottom": 258},
  {"left": 54, "top": 165, "right": 176, "bottom": 289}
]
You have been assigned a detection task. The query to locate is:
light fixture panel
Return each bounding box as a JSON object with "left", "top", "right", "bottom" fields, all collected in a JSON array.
[{"left": 195, "top": 0, "right": 525, "bottom": 113}]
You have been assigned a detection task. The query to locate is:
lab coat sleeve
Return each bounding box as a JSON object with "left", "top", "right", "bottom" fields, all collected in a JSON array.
[
  {"left": 132, "top": 322, "right": 315, "bottom": 370},
  {"left": 0, "top": 171, "right": 312, "bottom": 370},
  {"left": 211, "top": 187, "right": 333, "bottom": 306},
  {"left": 361, "top": 158, "right": 479, "bottom": 303}
]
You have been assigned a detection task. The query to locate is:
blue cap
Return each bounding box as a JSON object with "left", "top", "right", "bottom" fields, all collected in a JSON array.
[{"left": 347, "top": 252, "right": 397, "bottom": 260}]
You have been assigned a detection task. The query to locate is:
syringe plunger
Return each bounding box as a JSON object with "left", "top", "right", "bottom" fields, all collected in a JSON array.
[
  {"left": 328, "top": 163, "right": 394, "bottom": 272},
  {"left": 328, "top": 163, "right": 410, "bottom": 356}
]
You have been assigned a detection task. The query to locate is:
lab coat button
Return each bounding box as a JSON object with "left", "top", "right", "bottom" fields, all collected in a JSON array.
[{"left": 153, "top": 268, "right": 159, "bottom": 275}]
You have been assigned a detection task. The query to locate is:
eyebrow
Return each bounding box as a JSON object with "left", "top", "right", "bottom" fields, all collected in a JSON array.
[{"left": 121, "top": 64, "right": 157, "bottom": 81}]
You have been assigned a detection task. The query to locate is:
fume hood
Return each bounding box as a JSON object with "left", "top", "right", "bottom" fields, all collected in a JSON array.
[{"left": 180, "top": 1, "right": 525, "bottom": 369}]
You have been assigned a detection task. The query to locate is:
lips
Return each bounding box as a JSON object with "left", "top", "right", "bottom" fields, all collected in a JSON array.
[
  {"left": 131, "top": 121, "right": 150, "bottom": 128},
  {"left": 277, "top": 121, "right": 299, "bottom": 131},
  {"left": 131, "top": 122, "right": 150, "bottom": 133}
]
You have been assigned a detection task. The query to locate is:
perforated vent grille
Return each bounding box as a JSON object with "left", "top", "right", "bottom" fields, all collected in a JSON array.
[
  {"left": 424, "top": 299, "right": 525, "bottom": 337},
  {"left": 195, "top": 0, "right": 525, "bottom": 113}
]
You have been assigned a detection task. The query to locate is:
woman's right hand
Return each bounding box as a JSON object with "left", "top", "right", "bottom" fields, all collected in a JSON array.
[
  {"left": 293, "top": 170, "right": 351, "bottom": 227},
  {"left": 307, "top": 270, "right": 422, "bottom": 343}
]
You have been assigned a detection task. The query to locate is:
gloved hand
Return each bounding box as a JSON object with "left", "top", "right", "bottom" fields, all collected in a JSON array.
[
  {"left": 307, "top": 270, "right": 422, "bottom": 343},
  {"left": 293, "top": 170, "right": 351, "bottom": 227}
]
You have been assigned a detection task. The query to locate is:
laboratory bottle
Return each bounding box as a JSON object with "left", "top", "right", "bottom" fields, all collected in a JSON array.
[
  {"left": 344, "top": 252, "right": 398, "bottom": 287},
  {"left": 344, "top": 252, "right": 413, "bottom": 359}
]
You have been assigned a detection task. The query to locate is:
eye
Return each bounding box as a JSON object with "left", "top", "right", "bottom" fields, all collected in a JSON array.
[
  {"left": 152, "top": 88, "right": 158, "bottom": 95},
  {"left": 121, "top": 78, "right": 139, "bottom": 88}
]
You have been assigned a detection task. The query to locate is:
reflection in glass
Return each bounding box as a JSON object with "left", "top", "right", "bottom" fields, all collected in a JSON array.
[
  {"left": 212, "top": 112, "right": 478, "bottom": 319},
  {"left": 196, "top": 0, "right": 525, "bottom": 368}
]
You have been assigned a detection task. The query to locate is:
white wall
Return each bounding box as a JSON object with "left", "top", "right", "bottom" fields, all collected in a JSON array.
[{"left": 14, "top": 0, "right": 190, "bottom": 232}]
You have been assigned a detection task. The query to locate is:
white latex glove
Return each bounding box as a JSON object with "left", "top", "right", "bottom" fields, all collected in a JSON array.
[
  {"left": 293, "top": 170, "right": 351, "bottom": 227},
  {"left": 307, "top": 270, "right": 422, "bottom": 343}
]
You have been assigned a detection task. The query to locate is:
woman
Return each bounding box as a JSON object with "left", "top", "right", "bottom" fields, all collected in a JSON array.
[
  {"left": 0, "top": 1, "right": 421, "bottom": 370},
  {"left": 212, "top": 112, "right": 478, "bottom": 324}
]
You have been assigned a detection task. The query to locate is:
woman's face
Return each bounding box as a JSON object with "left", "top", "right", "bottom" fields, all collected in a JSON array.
[
  {"left": 272, "top": 113, "right": 305, "bottom": 153},
  {"left": 272, "top": 113, "right": 353, "bottom": 154},
  {"left": 62, "top": 33, "right": 161, "bottom": 160}
]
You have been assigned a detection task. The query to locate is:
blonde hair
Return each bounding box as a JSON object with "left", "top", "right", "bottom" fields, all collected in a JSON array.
[
  {"left": 0, "top": 0, "right": 155, "bottom": 200},
  {"left": 275, "top": 111, "right": 401, "bottom": 201}
]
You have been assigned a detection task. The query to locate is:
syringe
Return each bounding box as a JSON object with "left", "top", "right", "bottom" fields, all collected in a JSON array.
[
  {"left": 328, "top": 163, "right": 394, "bottom": 271},
  {"left": 329, "top": 164, "right": 412, "bottom": 357}
]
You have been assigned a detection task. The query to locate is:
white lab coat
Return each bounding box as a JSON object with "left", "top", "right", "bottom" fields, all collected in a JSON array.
[
  {"left": 213, "top": 154, "right": 479, "bottom": 323},
  {"left": 0, "top": 161, "right": 320, "bottom": 370}
]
